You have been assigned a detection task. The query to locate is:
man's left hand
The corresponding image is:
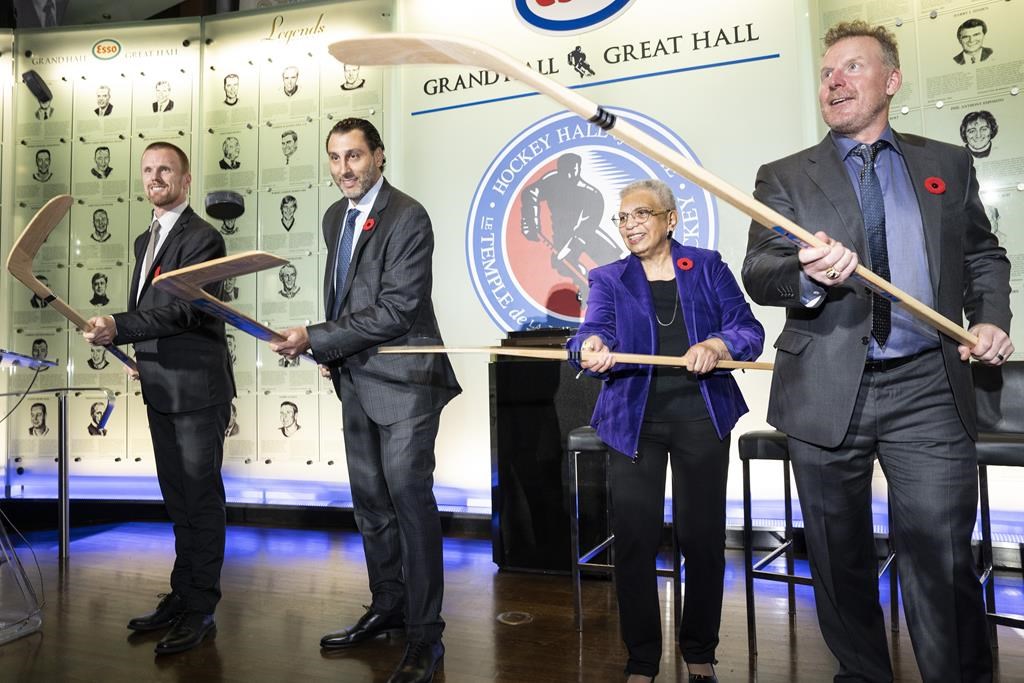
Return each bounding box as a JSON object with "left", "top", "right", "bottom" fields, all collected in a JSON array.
[
  {"left": 271, "top": 326, "right": 311, "bottom": 359},
  {"left": 84, "top": 316, "right": 117, "bottom": 347},
  {"left": 960, "top": 323, "right": 1014, "bottom": 365}
]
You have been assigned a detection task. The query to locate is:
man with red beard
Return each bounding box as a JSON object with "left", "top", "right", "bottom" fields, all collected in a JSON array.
[
  {"left": 743, "top": 21, "right": 1012, "bottom": 682},
  {"left": 272, "top": 118, "right": 459, "bottom": 683},
  {"left": 85, "top": 141, "right": 234, "bottom": 656}
]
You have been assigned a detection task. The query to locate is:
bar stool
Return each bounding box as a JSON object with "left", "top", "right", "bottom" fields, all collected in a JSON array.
[
  {"left": 740, "top": 429, "right": 898, "bottom": 656},
  {"left": 567, "top": 426, "right": 682, "bottom": 631},
  {"left": 972, "top": 361, "right": 1024, "bottom": 648}
]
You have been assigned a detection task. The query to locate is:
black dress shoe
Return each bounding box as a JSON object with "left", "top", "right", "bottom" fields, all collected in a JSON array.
[
  {"left": 154, "top": 611, "right": 216, "bottom": 655},
  {"left": 127, "top": 593, "right": 185, "bottom": 631},
  {"left": 387, "top": 640, "right": 444, "bottom": 683},
  {"left": 688, "top": 670, "right": 717, "bottom": 682},
  {"left": 320, "top": 608, "right": 405, "bottom": 649}
]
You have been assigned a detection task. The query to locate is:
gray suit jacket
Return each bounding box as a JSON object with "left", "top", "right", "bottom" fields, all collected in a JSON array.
[
  {"left": 308, "top": 179, "right": 461, "bottom": 425},
  {"left": 742, "top": 132, "right": 1011, "bottom": 447}
]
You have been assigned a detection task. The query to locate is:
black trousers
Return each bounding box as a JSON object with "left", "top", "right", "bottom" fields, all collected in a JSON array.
[
  {"left": 789, "top": 350, "right": 991, "bottom": 683},
  {"left": 337, "top": 373, "right": 445, "bottom": 643},
  {"left": 147, "top": 402, "right": 231, "bottom": 615},
  {"left": 609, "top": 417, "right": 730, "bottom": 677}
]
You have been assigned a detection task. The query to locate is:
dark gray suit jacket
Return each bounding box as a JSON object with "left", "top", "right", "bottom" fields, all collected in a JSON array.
[
  {"left": 742, "top": 132, "right": 1011, "bottom": 447},
  {"left": 113, "top": 206, "right": 236, "bottom": 414},
  {"left": 308, "top": 179, "right": 461, "bottom": 425}
]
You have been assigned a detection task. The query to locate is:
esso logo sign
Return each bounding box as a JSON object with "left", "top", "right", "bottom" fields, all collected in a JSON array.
[
  {"left": 92, "top": 39, "right": 122, "bottom": 60},
  {"left": 513, "top": 0, "right": 636, "bottom": 35}
]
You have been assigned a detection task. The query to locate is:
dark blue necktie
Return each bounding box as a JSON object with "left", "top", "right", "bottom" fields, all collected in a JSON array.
[
  {"left": 330, "top": 208, "right": 359, "bottom": 318},
  {"left": 853, "top": 141, "right": 891, "bottom": 347}
]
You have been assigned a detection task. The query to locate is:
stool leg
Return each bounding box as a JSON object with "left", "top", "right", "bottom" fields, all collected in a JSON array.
[
  {"left": 605, "top": 448, "right": 614, "bottom": 568},
  {"left": 783, "top": 459, "right": 796, "bottom": 616},
  {"left": 887, "top": 497, "right": 898, "bottom": 634},
  {"left": 672, "top": 509, "right": 682, "bottom": 627},
  {"left": 979, "top": 464, "right": 997, "bottom": 650},
  {"left": 569, "top": 448, "right": 583, "bottom": 632},
  {"left": 743, "top": 459, "right": 757, "bottom": 657},
  {"left": 604, "top": 450, "right": 618, "bottom": 629}
]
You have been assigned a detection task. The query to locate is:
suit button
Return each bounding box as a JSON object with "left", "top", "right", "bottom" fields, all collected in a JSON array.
[{"left": 861, "top": 336, "right": 869, "bottom": 345}]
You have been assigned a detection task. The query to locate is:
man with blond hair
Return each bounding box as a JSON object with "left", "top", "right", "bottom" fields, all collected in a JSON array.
[{"left": 744, "top": 20, "right": 1011, "bottom": 682}]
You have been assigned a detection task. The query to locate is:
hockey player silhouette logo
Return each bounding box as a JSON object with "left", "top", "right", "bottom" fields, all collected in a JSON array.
[
  {"left": 520, "top": 153, "right": 620, "bottom": 291},
  {"left": 467, "top": 109, "right": 717, "bottom": 331}
]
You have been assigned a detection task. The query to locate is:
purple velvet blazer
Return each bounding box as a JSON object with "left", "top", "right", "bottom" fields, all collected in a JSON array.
[{"left": 568, "top": 242, "right": 764, "bottom": 457}]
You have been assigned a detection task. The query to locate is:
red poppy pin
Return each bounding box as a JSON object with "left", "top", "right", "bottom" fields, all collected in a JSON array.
[
  {"left": 676, "top": 257, "right": 693, "bottom": 271},
  {"left": 153, "top": 266, "right": 161, "bottom": 278},
  {"left": 362, "top": 218, "right": 376, "bottom": 232},
  {"left": 924, "top": 177, "right": 946, "bottom": 194}
]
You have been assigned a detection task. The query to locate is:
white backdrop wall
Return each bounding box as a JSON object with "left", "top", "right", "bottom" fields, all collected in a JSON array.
[{"left": 394, "top": 0, "right": 815, "bottom": 511}]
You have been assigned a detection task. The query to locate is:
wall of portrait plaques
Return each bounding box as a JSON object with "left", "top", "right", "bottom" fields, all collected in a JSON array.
[
  {"left": 811, "top": 0, "right": 1024, "bottom": 512},
  {"left": 1, "top": 1, "right": 391, "bottom": 505},
  {"left": 812, "top": 0, "right": 1024, "bottom": 295},
  {"left": 4, "top": 17, "right": 203, "bottom": 496}
]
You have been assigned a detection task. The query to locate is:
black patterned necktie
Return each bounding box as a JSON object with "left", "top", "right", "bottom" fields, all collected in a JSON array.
[
  {"left": 330, "top": 208, "right": 359, "bottom": 318},
  {"left": 853, "top": 141, "right": 891, "bottom": 346}
]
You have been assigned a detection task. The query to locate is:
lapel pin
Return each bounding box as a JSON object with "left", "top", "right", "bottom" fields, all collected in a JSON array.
[{"left": 924, "top": 176, "right": 946, "bottom": 194}]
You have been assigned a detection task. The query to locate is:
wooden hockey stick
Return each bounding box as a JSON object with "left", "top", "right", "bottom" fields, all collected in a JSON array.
[
  {"left": 379, "top": 345, "right": 773, "bottom": 371},
  {"left": 6, "top": 195, "right": 138, "bottom": 371},
  {"left": 328, "top": 34, "right": 977, "bottom": 347},
  {"left": 152, "top": 251, "right": 316, "bottom": 362}
]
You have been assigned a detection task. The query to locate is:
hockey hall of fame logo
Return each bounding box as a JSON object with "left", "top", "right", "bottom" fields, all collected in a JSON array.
[{"left": 466, "top": 108, "right": 719, "bottom": 332}]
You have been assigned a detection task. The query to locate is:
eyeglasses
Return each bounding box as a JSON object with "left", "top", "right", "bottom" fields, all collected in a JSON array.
[{"left": 610, "top": 208, "right": 671, "bottom": 226}]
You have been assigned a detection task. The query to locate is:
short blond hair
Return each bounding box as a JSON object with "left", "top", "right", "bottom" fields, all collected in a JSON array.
[{"left": 824, "top": 20, "right": 900, "bottom": 69}]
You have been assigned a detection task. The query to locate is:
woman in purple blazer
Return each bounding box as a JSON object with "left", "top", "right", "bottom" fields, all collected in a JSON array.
[{"left": 569, "top": 179, "right": 764, "bottom": 683}]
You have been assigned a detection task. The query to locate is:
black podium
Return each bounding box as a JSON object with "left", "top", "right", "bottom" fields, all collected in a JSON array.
[{"left": 489, "top": 330, "right": 606, "bottom": 573}]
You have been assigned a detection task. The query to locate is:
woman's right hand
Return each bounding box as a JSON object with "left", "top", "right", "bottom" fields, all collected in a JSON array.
[{"left": 580, "top": 335, "right": 615, "bottom": 373}]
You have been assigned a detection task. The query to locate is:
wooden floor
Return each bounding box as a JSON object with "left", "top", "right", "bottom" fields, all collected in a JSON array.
[{"left": 3, "top": 522, "right": 1024, "bottom": 682}]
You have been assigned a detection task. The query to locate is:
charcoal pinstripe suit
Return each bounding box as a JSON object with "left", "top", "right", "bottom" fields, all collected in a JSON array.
[{"left": 308, "top": 178, "right": 460, "bottom": 642}]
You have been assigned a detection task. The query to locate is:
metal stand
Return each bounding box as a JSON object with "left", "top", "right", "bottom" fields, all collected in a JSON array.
[
  {"left": 2, "top": 386, "right": 116, "bottom": 560},
  {"left": 0, "top": 507, "right": 43, "bottom": 645}
]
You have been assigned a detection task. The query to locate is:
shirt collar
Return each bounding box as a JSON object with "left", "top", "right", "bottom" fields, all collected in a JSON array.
[
  {"left": 349, "top": 175, "right": 384, "bottom": 214},
  {"left": 154, "top": 201, "right": 188, "bottom": 231},
  {"left": 831, "top": 126, "right": 902, "bottom": 160}
]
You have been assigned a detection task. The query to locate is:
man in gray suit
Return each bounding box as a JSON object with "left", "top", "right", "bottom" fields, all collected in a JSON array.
[
  {"left": 273, "top": 117, "right": 460, "bottom": 683},
  {"left": 742, "top": 20, "right": 1012, "bottom": 683}
]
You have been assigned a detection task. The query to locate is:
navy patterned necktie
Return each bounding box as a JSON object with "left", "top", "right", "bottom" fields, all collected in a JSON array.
[
  {"left": 853, "top": 141, "right": 891, "bottom": 346},
  {"left": 331, "top": 208, "right": 359, "bottom": 318}
]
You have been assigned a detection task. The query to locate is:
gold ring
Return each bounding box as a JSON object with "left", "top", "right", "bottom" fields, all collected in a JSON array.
[
  {"left": 582, "top": 343, "right": 592, "bottom": 351},
  {"left": 825, "top": 267, "right": 840, "bottom": 281}
]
